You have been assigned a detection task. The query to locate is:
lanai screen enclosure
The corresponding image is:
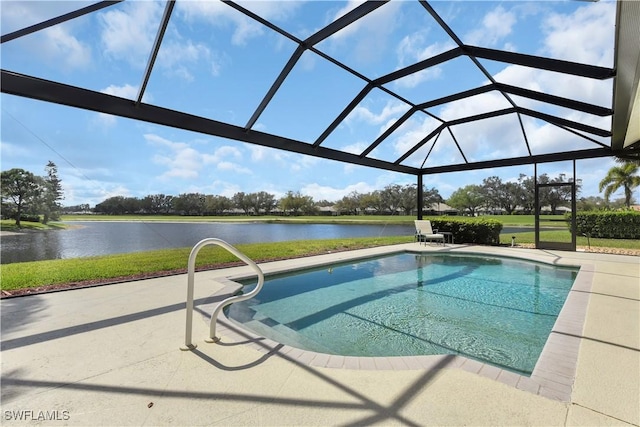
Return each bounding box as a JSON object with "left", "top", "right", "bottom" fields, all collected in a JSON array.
[{"left": 1, "top": 0, "right": 639, "bottom": 248}]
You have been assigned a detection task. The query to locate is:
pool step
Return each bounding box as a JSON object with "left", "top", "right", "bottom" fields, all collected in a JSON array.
[{"left": 242, "top": 318, "right": 335, "bottom": 354}]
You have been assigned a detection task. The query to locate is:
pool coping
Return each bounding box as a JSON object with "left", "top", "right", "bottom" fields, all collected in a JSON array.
[{"left": 202, "top": 245, "right": 594, "bottom": 403}]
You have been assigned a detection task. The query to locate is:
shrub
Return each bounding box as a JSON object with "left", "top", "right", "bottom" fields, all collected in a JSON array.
[
  {"left": 568, "top": 210, "right": 640, "bottom": 239},
  {"left": 431, "top": 217, "right": 502, "bottom": 245},
  {"left": 19, "top": 214, "right": 42, "bottom": 223}
]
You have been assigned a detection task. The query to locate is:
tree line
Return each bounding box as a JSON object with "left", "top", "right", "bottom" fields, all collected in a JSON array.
[
  {"left": 67, "top": 164, "right": 640, "bottom": 216},
  {"left": 2, "top": 161, "right": 638, "bottom": 225},
  {"left": 0, "top": 162, "right": 63, "bottom": 227},
  {"left": 67, "top": 174, "right": 589, "bottom": 216},
  {"left": 88, "top": 190, "right": 319, "bottom": 216},
  {"left": 83, "top": 185, "right": 438, "bottom": 216},
  {"left": 447, "top": 174, "right": 575, "bottom": 216}
]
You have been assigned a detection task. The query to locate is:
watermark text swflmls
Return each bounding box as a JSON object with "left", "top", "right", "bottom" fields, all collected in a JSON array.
[{"left": 4, "top": 410, "right": 70, "bottom": 421}]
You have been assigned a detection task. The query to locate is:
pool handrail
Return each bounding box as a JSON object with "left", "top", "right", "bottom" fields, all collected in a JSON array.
[{"left": 181, "top": 238, "right": 264, "bottom": 351}]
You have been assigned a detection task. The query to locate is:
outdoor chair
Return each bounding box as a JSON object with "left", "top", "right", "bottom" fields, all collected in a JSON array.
[{"left": 414, "top": 220, "right": 445, "bottom": 246}]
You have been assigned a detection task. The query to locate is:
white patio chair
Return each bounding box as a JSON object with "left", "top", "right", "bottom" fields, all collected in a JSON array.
[{"left": 414, "top": 220, "right": 445, "bottom": 246}]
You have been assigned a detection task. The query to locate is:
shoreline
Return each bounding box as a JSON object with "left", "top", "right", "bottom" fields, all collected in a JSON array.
[{"left": 0, "top": 224, "right": 81, "bottom": 236}]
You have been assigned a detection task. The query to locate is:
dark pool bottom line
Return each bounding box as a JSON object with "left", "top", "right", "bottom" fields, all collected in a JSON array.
[{"left": 244, "top": 306, "right": 531, "bottom": 376}]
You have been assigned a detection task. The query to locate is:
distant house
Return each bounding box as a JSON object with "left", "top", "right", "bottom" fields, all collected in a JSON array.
[
  {"left": 478, "top": 206, "right": 506, "bottom": 216},
  {"left": 539, "top": 205, "right": 571, "bottom": 214},
  {"left": 318, "top": 206, "right": 339, "bottom": 216},
  {"left": 419, "top": 203, "right": 457, "bottom": 216}
]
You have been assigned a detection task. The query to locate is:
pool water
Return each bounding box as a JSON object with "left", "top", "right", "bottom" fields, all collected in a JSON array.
[{"left": 226, "top": 253, "right": 578, "bottom": 375}]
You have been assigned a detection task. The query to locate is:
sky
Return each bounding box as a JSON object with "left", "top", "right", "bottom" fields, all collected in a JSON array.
[{"left": 1, "top": 0, "right": 631, "bottom": 207}]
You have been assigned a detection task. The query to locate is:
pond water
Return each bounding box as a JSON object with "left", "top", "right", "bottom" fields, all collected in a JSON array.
[{"left": 0, "top": 221, "right": 414, "bottom": 264}]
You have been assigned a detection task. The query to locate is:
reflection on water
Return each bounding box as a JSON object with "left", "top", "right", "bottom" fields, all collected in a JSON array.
[{"left": 0, "top": 221, "right": 414, "bottom": 264}]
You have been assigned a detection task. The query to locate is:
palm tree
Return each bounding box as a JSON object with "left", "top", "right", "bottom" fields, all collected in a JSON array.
[
  {"left": 615, "top": 150, "right": 640, "bottom": 166},
  {"left": 599, "top": 162, "right": 640, "bottom": 208}
]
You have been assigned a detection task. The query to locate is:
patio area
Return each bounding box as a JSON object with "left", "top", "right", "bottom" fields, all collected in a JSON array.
[{"left": 1, "top": 244, "right": 638, "bottom": 426}]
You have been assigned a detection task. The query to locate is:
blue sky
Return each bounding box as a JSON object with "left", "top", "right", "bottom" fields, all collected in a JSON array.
[{"left": 1, "top": 0, "right": 627, "bottom": 207}]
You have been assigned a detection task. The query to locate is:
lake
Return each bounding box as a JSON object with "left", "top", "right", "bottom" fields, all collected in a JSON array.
[{"left": 0, "top": 221, "right": 415, "bottom": 264}]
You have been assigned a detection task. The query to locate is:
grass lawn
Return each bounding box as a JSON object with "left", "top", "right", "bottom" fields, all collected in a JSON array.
[
  {"left": 500, "top": 230, "right": 640, "bottom": 249},
  {"left": 0, "top": 220, "right": 67, "bottom": 232},
  {"left": 0, "top": 236, "right": 412, "bottom": 291}
]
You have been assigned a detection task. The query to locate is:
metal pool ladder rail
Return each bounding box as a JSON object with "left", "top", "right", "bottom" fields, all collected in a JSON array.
[{"left": 181, "top": 238, "right": 264, "bottom": 351}]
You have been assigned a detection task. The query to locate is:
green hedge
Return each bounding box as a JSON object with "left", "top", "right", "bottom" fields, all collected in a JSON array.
[
  {"left": 568, "top": 210, "right": 640, "bottom": 239},
  {"left": 20, "top": 214, "right": 42, "bottom": 223},
  {"left": 431, "top": 217, "right": 503, "bottom": 245}
]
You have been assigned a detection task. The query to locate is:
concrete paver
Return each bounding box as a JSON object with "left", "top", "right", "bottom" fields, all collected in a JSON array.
[{"left": 1, "top": 244, "right": 638, "bottom": 426}]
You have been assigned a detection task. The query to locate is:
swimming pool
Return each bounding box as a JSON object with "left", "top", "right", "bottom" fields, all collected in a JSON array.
[{"left": 226, "top": 252, "right": 578, "bottom": 375}]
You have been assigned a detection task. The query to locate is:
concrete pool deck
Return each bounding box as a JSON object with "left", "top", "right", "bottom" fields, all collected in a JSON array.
[{"left": 1, "top": 244, "right": 638, "bottom": 426}]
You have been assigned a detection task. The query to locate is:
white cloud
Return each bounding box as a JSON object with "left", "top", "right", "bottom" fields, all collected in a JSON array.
[
  {"left": 320, "top": 1, "right": 402, "bottom": 65},
  {"left": 429, "top": 1, "right": 615, "bottom": 164},
  {"left": 1, "top": 2, "right": 91, "bottom": 70},
  {"left": 40, "top": 25, "right": 92, "bottom": 69},
  {"left": 300, "top": 181, "right": 376, "bottom": 201},
  {"left": 493, "top": 54, "right": 612, "bottom": 106},
  {"left": 171, "top": 66, "right": 195, "bottom": 82},
  {"left": 347, "top": 100, "right": 408, "bottom": 126},
  {"left": 94, "top": 84, "right": 152, "bottom": 126},
  {"left": 99, "top": 2, "right": 217, "bottom": 81},
  {"left": 145, "top": 134, "right": 248, "bottom": 180},
  {"left": 94, "top": 113, "right": 117, "bottom": 128},
  {"left": 252, "top": 122, "right": 268, "bottom": 132},
  {"left": 523, "top": 117, "right": 598, "bottom": 155},
  {"left": 101, "top": 83, "right": 139, "bottom": 99},
  {"left": 542, "top": 1, "right": 615, "bottom": 66},
  {"left": 398, "top": 115, "right": 530, "bottom": 169},
  {"left": 393, "top": 36, "right": 452, "bottom": 88},
  {"left": 248, "top": 146, "right": 267, "bottom": 161},
  {"left": 215, "top": 146, "right": 243, "bottom": 159},
  {"left": 289, "top": 154, "right": 320, "bottom": 172},
  {"left": 177, "top": 1, "right": 302, "bottom": 46},
  {"left": 217, "top": 161, "right": 251, "bottom": 174},
  {"left": 343, "top": 163, "right": 359, "bottom": 174},
  {"left": 493, "top": 65, "right": 541, "bottom": 91},
  {"left": 98, "top": 184, "right": 131, "bottom": 199},
  {"left": 394, "top": 67, "right": 442, "bottom": 89},
  {"left": 451, "top": 114, "right": 528, "bottom": 161},
  {"left": 341, "top": 142, "right": 368, "bottom": 155},
  {"left": 211, "top": 146, "right": 249, "bottom": 175},
  {"left": 237, "top": 1, "right": 303, "bottom": 24},
  {"left": 1, "top": 2, "right": 83, "bottom": 33},
  {"left": 396, "top": 32, "right": 423, "bottom": 66},
  {"left": 465, "top": 6, "right": 517, "bottom": 47},
  {"left": 577, "top": 157, "right": 617, "bottom": 198},
  {"left": 438, "top": 92, "right": 512, "bottom": 122},
  {"left": 390, "top": 115, "right": 442, "bottom": 157},
  {"left": 322, "top": 0, "right": 367, "bottom": 40},
  {"left": 207, "top": 180, "right": 243, "bottom": 198},
  {"left": 63, "top": 174, "right": 133, "bottom": 207},
  {"left": 247, "top": 145, "right": 289, "bottom": 165},
  {"left": 397, "top": 34, "right": 454, "bottom": 65},
  {"left": 99, "top": 1, "right": 162, "bottom": 67},
  {"left": 152, "top": 148, "right": 201, "bottom": 180},
  {"left": 60, "top": 181, "right": 134, "bottom": 207},
  {"left": 503, "top": 42, "right": 517, "bottom": 53},
  {"left": 158, "top": 39, "right": 213, "bottom": 80}
]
